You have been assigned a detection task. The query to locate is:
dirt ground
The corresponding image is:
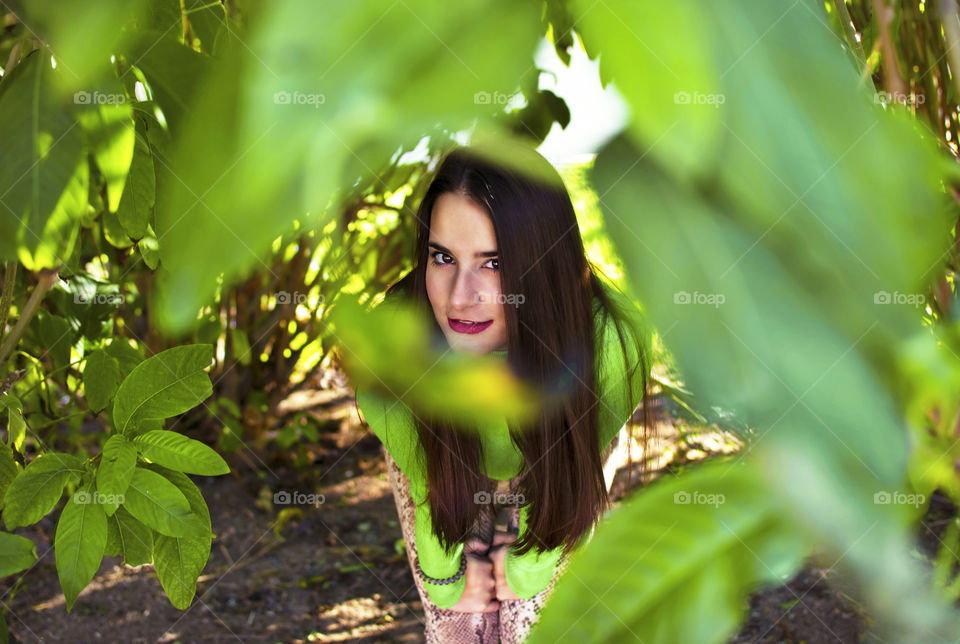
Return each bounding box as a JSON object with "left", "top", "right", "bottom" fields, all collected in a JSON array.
[{"left": 0, "top": 392, "right": 895, "bottom": 643}]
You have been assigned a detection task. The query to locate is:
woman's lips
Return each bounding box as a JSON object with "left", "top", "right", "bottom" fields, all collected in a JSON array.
[{"left": 448, "top": 317, "right": 493, "bottom": 334}]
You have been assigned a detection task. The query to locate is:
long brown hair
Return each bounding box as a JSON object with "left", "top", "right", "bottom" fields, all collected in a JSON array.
[{"left": 380, "top": 142, "right": 651, "bottom": 558}]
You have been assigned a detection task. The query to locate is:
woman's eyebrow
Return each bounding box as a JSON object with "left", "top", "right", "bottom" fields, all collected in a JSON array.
[{"left": 427, "top": 241, "right": 498, "bottom": 258}]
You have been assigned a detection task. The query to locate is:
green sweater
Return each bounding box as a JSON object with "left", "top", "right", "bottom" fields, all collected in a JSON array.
[{"left": 355, "top": 300, "right": 643, "bottom": 608}]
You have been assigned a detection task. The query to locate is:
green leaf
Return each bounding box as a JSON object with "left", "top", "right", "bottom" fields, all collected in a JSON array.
[
  {"left": 105, "top": 339, "right": 145, "bottom": 376},
  {"left": 112, "top": 344, "right": 214, "bottom": 436},
  {"left": 35, "top": 310, "right": 74, "bottom": 375},
  {"left": 104, "top": 505, "right": 153, "bottom": 566},
  {"left": 96, "top": 434, "right": 137, "bottom": 515},
  {"left": 2, "top": 452, "right": 85, "bottom": 530},
  {"left": 55, "top": 478, "right": 108, "bottom": 611},
  {"left": 530, "top": 461, "right": 808, "bottom": 644},
  {"left": 0, "top": 531, "right": 38, "bottom": 577},
  {"left": 76, "top": 89, "right": 135, "bottom": 212},
  {"left": 0, "top": 51, "right": 88, "bottom": 270},
  {"left": 14, "top": 0, "right": 152, "bottom": 91},
  {"left": 138, "top": 226, "right": 160, "bottom": 270},
  {"left": 152, "top": 0, "right": 544, "bottom": 332},
  {"left": 47, "top": 274, "right": 120, "bottom": 342},
  {"left": 2, "top": 394, "right": 26, "bottom": 453},
  {"left": 142, "top": 462, "right": 212, "bottom": 609},
  {"left": 101, "top": 208, "right": 134, "bottom": 248},
  {"left": 0, "top": 441, "right": 21, "bottom": 509},
  {"left": 116, "top": 125, "right": 156, "bottom": 240},
  {"left": 133, "top": 430, "right": 229, "bottom": 476},
  {"left": 84, "top": 349, "right": 122, "bottom": 413},
  {"left": 121, "top": 466, "right": 208, "bottom": 538}
]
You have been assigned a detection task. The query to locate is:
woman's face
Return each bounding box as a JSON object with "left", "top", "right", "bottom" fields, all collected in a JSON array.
[{"left": 425, "top": 191, "right": 507, "bottom": 354}]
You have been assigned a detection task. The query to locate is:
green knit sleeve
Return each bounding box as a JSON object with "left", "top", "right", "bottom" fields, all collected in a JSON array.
[
  {"left": 503, "top": 502, "right": 565, "bottom": 599},
  {"left": 595, "top": 303, "right": 646, "bottom": 451},
  {"left": 354, "top": 388, "right": 467, "bottom": 609}
]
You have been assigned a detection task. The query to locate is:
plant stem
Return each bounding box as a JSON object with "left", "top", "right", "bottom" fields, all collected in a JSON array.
[
  {"left": 0, "top": 262, "right": 16, "bottom": 343},
  {"left": 0, "top": 269, "right": 59, "bottom": 371},
  {"left": 938, "top": 0, "right": 960, "bottom": 105},
  {"left": 832, "top": 0, "right": 868, "bottom": 76}
]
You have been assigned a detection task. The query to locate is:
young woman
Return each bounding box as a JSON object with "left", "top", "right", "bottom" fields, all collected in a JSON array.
[{"left": 354, "top": 141, "right": 650, "bottom": 643}]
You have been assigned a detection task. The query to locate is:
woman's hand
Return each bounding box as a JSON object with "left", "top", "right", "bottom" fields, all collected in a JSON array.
[
  {"left": 447, "top": 537, "right": 500, "bottom": 613},
  {"left": 488, "top": 530, "right": 522, "bottom": 601}
]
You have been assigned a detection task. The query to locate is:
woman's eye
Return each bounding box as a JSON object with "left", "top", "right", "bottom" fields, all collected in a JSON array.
[
  {"left": 484, "top": 258, "right": 499, "bottom": 271},
  {"left": 431, "top": 251, "right": 453, "bottom": 266}
]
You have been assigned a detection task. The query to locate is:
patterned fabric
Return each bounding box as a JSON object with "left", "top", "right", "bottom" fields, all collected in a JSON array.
[{"left": 385, "top": 443, "right": 617, "bottom": 643}]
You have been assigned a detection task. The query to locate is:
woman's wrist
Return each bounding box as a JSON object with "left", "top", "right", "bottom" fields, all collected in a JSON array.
[{"left": 414, "top": 551, "right": 467, "bottom": 585}]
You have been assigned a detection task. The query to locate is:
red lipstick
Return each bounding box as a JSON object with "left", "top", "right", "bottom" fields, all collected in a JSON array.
[{"left": 448, "top": 317, "right": 493, "bottom": 334}]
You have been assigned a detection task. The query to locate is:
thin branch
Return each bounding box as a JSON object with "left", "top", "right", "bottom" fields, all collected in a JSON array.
[{"left": 0, "top": 269, "right": 59, "bottom": 370}]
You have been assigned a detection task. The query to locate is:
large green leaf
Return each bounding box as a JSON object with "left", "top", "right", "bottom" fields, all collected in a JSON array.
[
  {"left": 112, "top": 344, "right": 214, "bottom": 436},
  {"left": 55, "top": 477, "right": 107, "bottom": 611},
  {"left": 104, "top": 505, "right": 153, "bottom": 566},
  {"left": 116, "top": 121, "right": 156, "bottom": 240},
  {"left": 76, "top": 85, "right": 135, "bottom": 212},
  {"left": 0, "top": 531, "right": 38, "bottom": 577},
  {"left": 96, "top": 434, "right": 137, "bottom": 515},
  {"left": 152, "top": 0, "right": 544, "bottom": 331},
  {"left": 14, "top": 0, "right": 153, "bottom": 91},
  {"left": 2, "top": 452, "right": 85, "bottom": 530},
  {"left": 531, "top": 460, "right": 807, "bottom": 643},
  {"left": 570, "top": 0, "right": 960, "bottom": 639},
  {"left": 143, "top": 462, "right": 212, "bottom": 609},
  {"left": 121, "top": 466, "right": 208, "bottom": 538},
  {"left": 84, "top": 349, "right": 122, "bottom": 413},
  {"left": 0, "top": 51, "right": 88, "bottom": 270},
  {"left": 133, "top": 430, "right": 229, "bottom": 476},
  {"left": 334, "top": 296, "right": 540, "bottom": 426}
]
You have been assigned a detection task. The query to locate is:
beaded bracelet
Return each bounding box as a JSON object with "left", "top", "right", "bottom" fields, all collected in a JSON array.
[{"left": 414, "top": 552, "right": 467, "bottom": 585}]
